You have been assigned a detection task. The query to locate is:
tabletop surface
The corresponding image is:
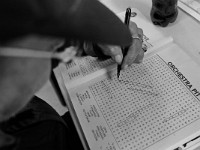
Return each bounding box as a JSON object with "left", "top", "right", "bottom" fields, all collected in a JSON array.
[{"left": 100, "top": 0, "right": 200, "bottom": 63}]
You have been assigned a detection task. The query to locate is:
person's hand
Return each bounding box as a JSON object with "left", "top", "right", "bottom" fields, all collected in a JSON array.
[
  {"left": 98, "top": 21, "right": 144, "bottom": 69},
  {"left": 83, "top": 21, "right": 144, "bottom": 69}
]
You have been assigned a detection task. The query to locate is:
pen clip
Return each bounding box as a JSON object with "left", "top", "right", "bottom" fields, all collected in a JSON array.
[
  {"left": 123, "top": 8, "right": 131, "bottom": 50},
  {"left": 123, "top": 8, "right": 131, "bottom": 52},
  {"left": 125, "top": 8, "right": 131, "bottom": 25}
]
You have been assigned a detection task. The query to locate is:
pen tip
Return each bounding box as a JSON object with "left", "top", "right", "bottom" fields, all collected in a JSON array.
[{"left": 117, "top": 74, "right": 120, "bottom": 79}]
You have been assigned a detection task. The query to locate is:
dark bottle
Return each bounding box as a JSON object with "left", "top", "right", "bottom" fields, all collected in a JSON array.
[{"left": 150, "top": 0, "right": 178, "bottom": 27}]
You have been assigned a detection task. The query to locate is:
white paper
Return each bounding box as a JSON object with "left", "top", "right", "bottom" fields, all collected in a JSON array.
[
  {"left": 57, "top": 8, "right": 200, "bottom": 150},
  {"left": 65, "top": 44, "right": 200, "bottom": 150}
]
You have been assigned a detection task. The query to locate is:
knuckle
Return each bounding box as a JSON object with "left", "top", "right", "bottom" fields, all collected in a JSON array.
[
  {"left": 129, "top": 22, "right": 138, "bottom": 31},
  {"left": 127, "top": 56, "right": 136, "bottom": 65},
  {"left": 138, "top": 28, "right": 143, "bottom": 34}
]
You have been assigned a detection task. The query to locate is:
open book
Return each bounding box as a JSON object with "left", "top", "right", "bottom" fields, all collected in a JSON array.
[{"left": 54, "top": 8, "right": 200, "bottom": 150}]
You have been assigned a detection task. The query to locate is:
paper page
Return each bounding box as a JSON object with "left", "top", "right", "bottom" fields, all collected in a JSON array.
[
  {"left": 59, "top": 36, "right": 172, "bottom": 89},
  {"left": 58, "top": 8, "right": 173, "bottom": 86},
  {"left": 65, "top": 44, "right": 200, "bottom": 150},
  {"left": 178, "top": 0, "right": 200, "bottom": 22}
]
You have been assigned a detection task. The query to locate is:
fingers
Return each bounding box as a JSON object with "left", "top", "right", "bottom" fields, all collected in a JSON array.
[
  {"left": 121, "top": 22, "right": 144, "bottom": 69},
  {"left": 82, "top": 42, "right": 123, "bottom": 64},
  {"left": 98, "top": 44, "right": 123, "bottom": 64},
  {"left": 83, "top": 22, "right": 144, "bottom": 70},
  {"left": 134, "top": 48, "right": 144, "bottom": 63},
  {"left": 97, "top": 22, "right": 144, "bottom": 68}
]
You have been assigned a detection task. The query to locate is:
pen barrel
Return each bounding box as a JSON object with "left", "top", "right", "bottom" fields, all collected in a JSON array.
[
  {"left": 122, "top": 8, "right": 131, "bottom": 57},
  {"left": 117, "top": 8, "right": 131, "bottom": 78}
]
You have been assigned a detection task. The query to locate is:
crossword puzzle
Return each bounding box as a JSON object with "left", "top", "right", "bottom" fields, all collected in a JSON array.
[{"left": 89, "top": 54, "right": 200, "bottom": 150}]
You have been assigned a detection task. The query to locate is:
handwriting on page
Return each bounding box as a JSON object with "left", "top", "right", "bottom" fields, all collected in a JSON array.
[
  {"left": 119, "top": 80, "right": 158, "bottom": 96},
  {"left": 117, "top": 103, "right": 155, "bottom": 127},
  {"left": 88, "top": 54, "right": 200, "bottom": 150},
  {"left": 142, "top": 34, "right": 153, "bottom": 51}
]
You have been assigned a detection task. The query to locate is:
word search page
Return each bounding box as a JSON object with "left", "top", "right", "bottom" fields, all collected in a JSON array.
[{"left": 66, "top": 44, "right": 200, "bottom": 150}]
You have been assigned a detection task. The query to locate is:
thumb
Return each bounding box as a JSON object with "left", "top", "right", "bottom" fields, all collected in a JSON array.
[{"left": 98, "top": 44, "right": 123, "bottom": 64}]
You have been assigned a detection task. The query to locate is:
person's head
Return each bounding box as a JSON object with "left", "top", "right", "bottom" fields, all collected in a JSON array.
[
  {"left": 0, "top": 0, "right": 132, "bottom": 121},
  {"left": 0, "top": 35, "right": 65, "bottom": 121}
]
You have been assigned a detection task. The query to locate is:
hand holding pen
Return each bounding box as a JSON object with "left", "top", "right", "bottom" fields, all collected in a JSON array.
[
  {"left": 79, "top": 8, "right": 145, "bottom": 78},
  {"left": 117, "top": 8, "right": 144, "bottom": 78}
]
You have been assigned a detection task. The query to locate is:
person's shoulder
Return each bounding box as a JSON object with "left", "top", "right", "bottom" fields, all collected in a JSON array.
[{"left": 0, "top": 129, "right": 17, "bottom": 150}]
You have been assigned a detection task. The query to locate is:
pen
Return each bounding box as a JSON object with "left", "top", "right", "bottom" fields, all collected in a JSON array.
[{"left": 117, "top": 8, "right": 131, "bottom": 79}]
